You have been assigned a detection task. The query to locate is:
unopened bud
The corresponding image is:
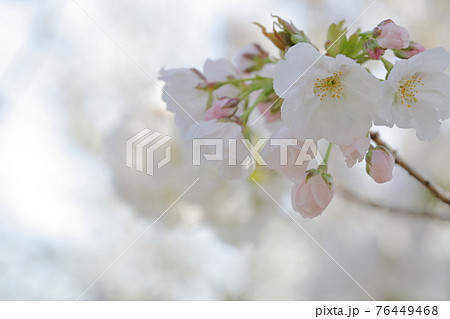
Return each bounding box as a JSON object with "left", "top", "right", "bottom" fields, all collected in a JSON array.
[
  {"left": 364, "top": 39, "right": 385, "bottom": 60},
  {"left": 254, "top": 15, "right": 312, "bottom": 53},
  {"left": 204, "top": 98, "right": 238, "bottom": 121},
  {"left": 292, "top": 170, "right": 334, "bottom": 219},
  {"left": 373, "top": 19, "right": 409, "bottom": 49},
  {"left": 393, "top": 41, "right": 425, "bottom": 59},
  {"left": 365, "top": 146, "right": 395, "bottom": 183}
]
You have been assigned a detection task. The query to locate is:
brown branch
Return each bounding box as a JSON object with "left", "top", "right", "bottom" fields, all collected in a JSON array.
[
  {"left": 370, "top": 131, "right": 450, "bottom": 207},
  {"left": 338, "top": 186, "right": 450, "bottom": 221}
]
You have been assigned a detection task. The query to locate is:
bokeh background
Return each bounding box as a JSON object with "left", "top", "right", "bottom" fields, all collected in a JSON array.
[{"left": 1, "top": 0, "right": 450, "bottom": 300}]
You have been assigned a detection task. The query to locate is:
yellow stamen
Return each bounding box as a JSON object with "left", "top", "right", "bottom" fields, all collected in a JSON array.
[
  {"left": 313, "top": 72, "right": 343, "bottom": 101},
  {"left": 398, "top": 74, "right": 422, "bottom": 108}
]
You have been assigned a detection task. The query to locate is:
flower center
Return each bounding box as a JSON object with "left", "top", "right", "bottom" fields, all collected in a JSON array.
[
  {"left": 398, "top": 74, "right": 424, "bottom": 108},
  {"left": 313, "top": 72, "right": 343, "bottom": 101}
]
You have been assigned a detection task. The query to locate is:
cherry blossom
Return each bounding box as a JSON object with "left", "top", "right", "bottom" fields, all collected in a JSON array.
[
  {"left": 273, "top": 43, "right": 380, "bottom": 146},
  {"left": 159, "top": 59, "right": 240, "bottom": 136},
  {"left": 376, "top": 48, "right": 450, "bottom": 141},
  {"left": 159, "top": 15, "right": 450, "bottom": 218}
]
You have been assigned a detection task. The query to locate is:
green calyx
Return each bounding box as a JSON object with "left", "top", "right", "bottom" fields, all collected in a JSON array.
[
  {"left": 254, "top": 15, "right": 315, "bottom": 55},
  {"left": 305, "top": 167, "right": 334, "bottom": 189}
]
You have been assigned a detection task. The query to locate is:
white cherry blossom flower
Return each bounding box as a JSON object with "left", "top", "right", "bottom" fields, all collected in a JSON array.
[
  {"left": 161, "top": 59, "right": 255, "bottom": 179},
  {"left": 159, "top": 59, "right": 240, "bottom": 136},
  {"left": 375, "top": 48, "right": 450, "bottom": 141},
  {"left": 273, "top": 43, "right": 381, "bottom": 146}
]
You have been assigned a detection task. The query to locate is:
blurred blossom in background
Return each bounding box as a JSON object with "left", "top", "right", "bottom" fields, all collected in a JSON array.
[{"left": 1, "top": 0, "right": 450, "bottom": 300}]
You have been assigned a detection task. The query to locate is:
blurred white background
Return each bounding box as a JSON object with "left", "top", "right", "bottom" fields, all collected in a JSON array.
[{"left": 1, "top": 0, "right": 450, "bottom": 300}]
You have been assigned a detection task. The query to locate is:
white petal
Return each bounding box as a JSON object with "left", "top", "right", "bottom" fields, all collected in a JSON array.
[
  {"left": 392, "top": 100, "right": 441, "bottom": 141},
  {"left": 185, "top": 121, "right": 254, "bottom": 179},
  {"left": 389, "top": 48, "right": 450, "bottom": 81},
  {"left": 408, "top": 47, "right": 450, "bottom": 72},
  {"left": 374, "top": 81, "right": 396, "bottom": 126},
  {"left": 203, "top": 59, "right": 240, "bottom": 82},
  {"left": 281, "top": 95, "right": 371, "bottom": 146},
  {"left": 334, "top": 54, "right": 360, "bottom": 68},
  {"left": 341, "top": 65, "right": 381, "bottom": 106},
  {"left": 273, "top": 43, "right": 322, "bottom": 99},
  {"left": 281, "top": 97, "right": 318, "bottom": 140},
  {"left": 261, "top": 126, "right": 309, "bottom": 183},
  {"left": 410, "top": 101, "right": 442, "bottom": 141},
  {"left": 159, "top": 67, "right": 200, "bottom": 88},
  {"left": 159, "top": 68, "right": 208, "bottom": 121},
  {"left": 419, "top": 72, "right": 450, "bottom": 120},
  {"left": 314, "top": 97, "right": 372, "bottom": 145}
]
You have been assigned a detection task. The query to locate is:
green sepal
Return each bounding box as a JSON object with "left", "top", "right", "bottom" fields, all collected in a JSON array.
[
  {"left": 305, "top": 168, "right": 320, "bottom": 184},
  {"left": 325, "top": 20, "right": 366, "bottom": 59},
  {"left": 365, "top": 148, "right": 373, "bottom": 175},
  {"left": 321, "top": 172, "right": 334, "bottom": 189},
  {"left": 325, "top": 20, "right": 346, "bottom": 57}
]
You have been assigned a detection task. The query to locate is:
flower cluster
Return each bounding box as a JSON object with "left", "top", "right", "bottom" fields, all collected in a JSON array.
[{"left": 160, "top": 16, "right": 450, "bottom": 218}]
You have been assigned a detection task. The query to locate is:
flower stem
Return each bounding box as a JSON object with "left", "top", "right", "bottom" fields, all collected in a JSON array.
[
  {"left": 323, "top": 142, "right": 333, "bottom": 165},
  {"left": 240, "top": 91, "right": 270, "bottom": 125},
  {"left": 238, "top": 89, "right": 252, "bottom": 100},
  {"left": 216, "top": 77, "right": 266, "bottom": 86},
  {"left": 222, "top": 78, "right": 252, "bottom": 84}
]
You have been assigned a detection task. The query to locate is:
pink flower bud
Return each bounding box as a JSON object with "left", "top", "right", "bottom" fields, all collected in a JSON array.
[
  {"left": 366, "top": 146, "right": 395, "bottom": 183},
  {"left": 373, "top": 19, "right": 409, "bottom": 49},
  {"left": 367, "top": 47, "right": 385, "bottom": 60},
  {"left": 339, "top": 135, "right": 371, "bottom": 168},
  {"left": 291, "top": 171, "right": 334, "bottom": 219},
  {"left": 394, "top": 41, "right": 425, "bottom": 59},
  {"left": 364, "top": 39, "right": 385, "bottom": 60},
  {"left": 204, "top": 98, "right": 237, "bottom": 121},
  {"left": 256, "top": 101, "right": 281, "bottom": 123}
]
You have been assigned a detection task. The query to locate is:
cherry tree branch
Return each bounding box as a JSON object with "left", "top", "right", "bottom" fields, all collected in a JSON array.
[
  {"left": 370, "top": 131, "right": 450, "bottom": 207},
  {"left": 338, "top": 186, "right": 450, "bottom": 221}
]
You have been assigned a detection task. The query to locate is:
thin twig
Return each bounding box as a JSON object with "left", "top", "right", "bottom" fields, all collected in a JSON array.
[
  {"left": 370, "top": 131, "right": 450, "bottom": 207},
  {"left": 338, "top": 186, "right": 450, "bottom": 221}
]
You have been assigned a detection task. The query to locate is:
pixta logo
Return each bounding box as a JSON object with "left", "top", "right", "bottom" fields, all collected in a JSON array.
[{"left": 126, "top": 129, "right": 172, "bottom": 175}]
